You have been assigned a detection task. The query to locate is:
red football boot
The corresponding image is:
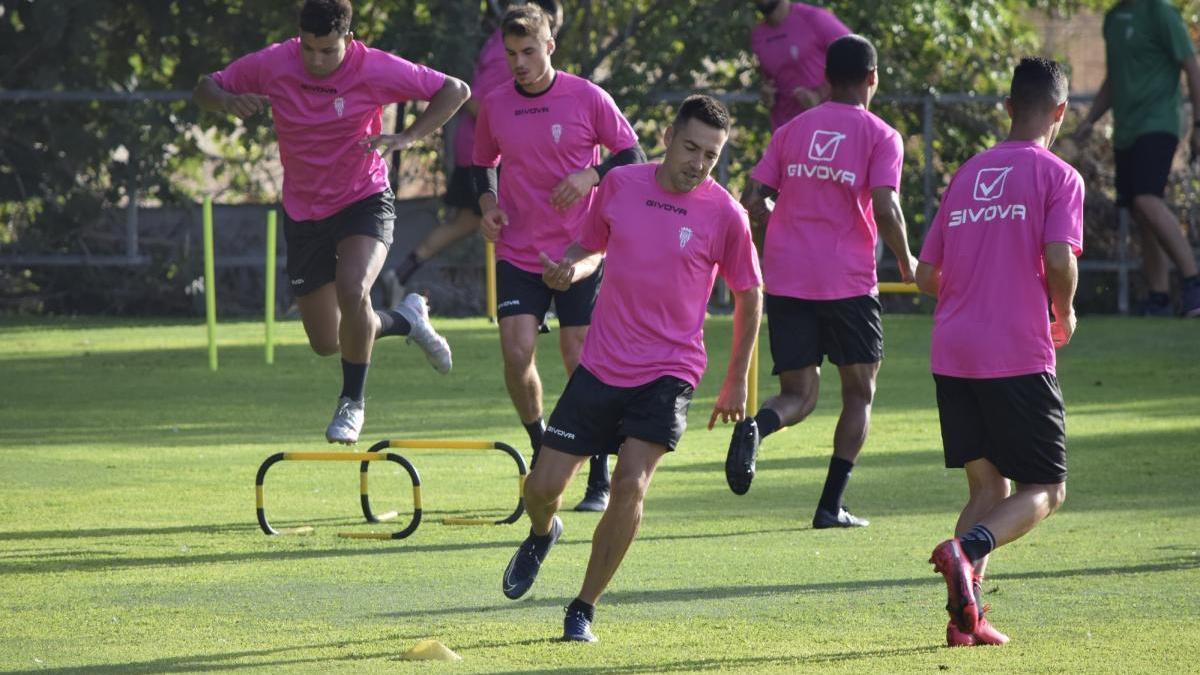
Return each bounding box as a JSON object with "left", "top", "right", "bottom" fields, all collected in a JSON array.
[{"left": 929, "top": 539, "right": 979, "bottom": 633}]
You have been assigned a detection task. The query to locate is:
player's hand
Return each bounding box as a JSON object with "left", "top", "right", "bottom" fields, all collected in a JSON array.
[
  {"left": 707, "top": 377, "right": 748, "bottom": 430},
  {"left": 897, "top": 254, "right": 918, "bottom": 284},
  {"left": 550, "top": 168, "right": 599, "bottom": 212},
  {"left": 1050, "top": 306, "right": 1076, "bottom": 348},
  {"left": 760, "top": 80, "right": 777, "bottom": 109},
  {"left": 481, "top": 207, "right": 508, "bottom": 242},
  {"left": 223, "top": 93, "right": 270, "bottom": 119},
  {"left": 1072, "top": 119, "right": 1094, "bottom": 145},
  {"left": 792, "top": 86, "right": 821, "bottom": 111},
  {"left": 539, "top": 251, "right": 575, "bottom": 291},
  {"left": 359, "top": 132, "right": 415, "bottom": 156}
]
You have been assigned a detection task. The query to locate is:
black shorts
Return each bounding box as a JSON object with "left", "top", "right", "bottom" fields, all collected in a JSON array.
[
  {"left": 1114, "top": 132, "right": 1178, "bottom": 208},
  {"left": 496, "top": 260, "right": 602, "bottom": 327},
  {"left": 283, "top": 189, "right": 396, "bottom": 297},
  {"left": 443, "top": 166, "right": 482, "bottom": 215},
  {"left": 545, "top": 365, "right": 694, "bottom": 455},
  {"left": 934, "top": 372, "right": 1068, "bottom": 485},
  {"left": 766, "top": 293, "right": 883, "bottom": 373}
]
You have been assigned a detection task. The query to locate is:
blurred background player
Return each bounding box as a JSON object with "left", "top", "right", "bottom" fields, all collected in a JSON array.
[
  {"left": 750, "top": 0, "right": 851, "bottom": 131},
  {"left": 193, "top": 0, "right": 467, "bottom": 444},
  {"left": 378, "top": 0, "right": 565, "bottom": 305},
  {"left": 1075, "top": 0, "right": 1200, "bottom": 317},
  {"left": 499, "top": 95, "right": 762, "bottom": 642},
  {"left": 919, "top": 57, "right": 1083, "bottom": 647},
  {"left": 473, "top": 4, "right": 646, "bottom": 511},
  {"left": 730, "top": 35, "right": 916, "bottom": 529}
]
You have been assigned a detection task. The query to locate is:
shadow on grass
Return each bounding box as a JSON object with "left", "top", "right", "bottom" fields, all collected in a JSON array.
[
  {"left": 484, "top": 646, "right": 945, "bottom": 674},
  {"left": 376, "top": 556, "right": 1200, "bottom": 621}
]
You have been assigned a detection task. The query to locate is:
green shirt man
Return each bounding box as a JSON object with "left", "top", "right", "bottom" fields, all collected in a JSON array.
[{"left": 1103, "top": 0, "right": 1196, "bottom": 148}]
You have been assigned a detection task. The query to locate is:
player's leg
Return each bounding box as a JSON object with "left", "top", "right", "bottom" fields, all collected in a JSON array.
[
  {"left": 285, "top": 212, "right": 341, "bottom": 356},
  {"left": 812, "top": 295, "right": 883, "bottom": 527},
  {"left": 496, "top": 262, "right": 556, "bottom": 460},
  {"left": 297, "top": 283, "right": 340, "bottom": 356},
  {"left": 555, "top": 265, "right": 612, "bottom": 511},
  {"left": 727, "top": 294, "right": 821, "bottom": 495},
  {"left": 380, "top": 208, "right": 482, "bottom": 303}
]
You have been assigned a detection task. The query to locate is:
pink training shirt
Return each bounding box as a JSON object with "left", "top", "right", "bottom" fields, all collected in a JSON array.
[
  {"left": 473, "top": 72, "right": 640, "bottom": 273},
  {"left": 750, "top": 101, "right": 903, "bottom": 300},
  {"left": 919, "top": 141, "right": 1085, "bottom": 379},
  {"left": 576, "top": 164, "right": 763, "bottom": 389},
  {"left": 452, "top": 30, "right": 509, "bottom": 167},
  {"left": 751, "top": 2, "right": 851, "bottom": 130},
  {"left": 211, "top": 38, "right": 447, "bottom": 222}
]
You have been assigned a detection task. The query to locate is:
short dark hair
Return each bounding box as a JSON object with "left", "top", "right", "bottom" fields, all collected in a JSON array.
[
  {"left": 1009, "top": 57, "right": 1069, "bottom": 118},
  {"left": 673, "top": 94, "right": 731, "bottom": 133},
  {"left": 300, "top": 0, "right": 352, "bottom": 36},
  {"left": 825, "top": 34, "right": 876, "bottom": 88},
  {"left": 502, "top": 4, "right": 552, "bottom": 41}
]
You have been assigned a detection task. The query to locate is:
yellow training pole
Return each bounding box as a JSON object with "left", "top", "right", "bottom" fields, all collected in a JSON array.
[
  {"left": 203, "top": 196, "right": 218, "bottom": 371},
  {"left": 264, "top": 210, "right": 277, "bottom": 365},
  {"left": 485, "top": 239, "right": 498, "bottom": 323}
]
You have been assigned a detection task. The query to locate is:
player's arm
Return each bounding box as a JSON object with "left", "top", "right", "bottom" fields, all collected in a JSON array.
[
  {"left": 473, "top": 164, "right": 504, "bottom": 241},
  {"left": 1183, "top": 56, "right": 1200, "bottom": 159},
  {"left": 1074, "top": 76, "right": 1111, "bottom": 142},
  {"left": 362, "top": 77, "right": 470, "bottom": 155},
  {"left": 192, "top": 75, "right": 270, "bottom": 120},
  {"left": 871, "top": 186, "right": 917, "bottom": 284},
  {"left": 739, "top": 179, "right": 778, "bottom": 231},
  {"left": 708, "top": 286, "right": 763, "bottom": 430},
  {"left": 1044, "top": 242, "right": 1078, "bottom": 348},
  {"left": 549, "top": 146, "right": 645, "bottom": 211},
  {"left": 915, "top": 262, "right": 940, "bottom": 298},
  {"left": 540, "top": 242, "right": 603, "bottom": 291}
]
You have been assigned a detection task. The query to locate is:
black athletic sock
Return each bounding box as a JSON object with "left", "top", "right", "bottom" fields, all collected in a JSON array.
[
  {"left": 393, "top": 251, "right": 423, "bottom": 286},
  {"left": 340, "top": 359, "right": 369, "bottom": 402},
  {"left": 817, "top": 457, "right": 855, "bottom": 513},
  {"left": 375, "top": 309, "right": 412, "bottom": 337},
  {"left": 1149, "top": 291, "right": 1171, "bottom": 307},
  {"left": 754, "top": 408, "right": 782, "bottom": 438},
  {"left": 567, "top": 597, "right": 595, "bottom": 621},
  {"left": 587, "top": 454, "right": 610, "bottom": 491},
  {"left": 1183, "top": 275, "right": 1200, "bottom": 289},
  {"left": 959, "top": 524, "right": 997, "bottom": 565}
]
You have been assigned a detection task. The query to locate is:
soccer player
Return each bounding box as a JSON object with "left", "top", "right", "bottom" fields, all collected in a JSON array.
[
  {"left": 727, "top": 35, "right": 916, "bottom": 530},
  {"left": 378, "top": 0, "right": 566, "bottom": 305},
  {"left": 1075, "top": 0, "right": 1200, "bottom": 317},
  {"left": 919, "top": 57, "right": 1083, "bottom": 647},
  {"left": 498, "top": 95, "right": 763, "bottom": 642},
  {"left": 473, "top": 4, "right": 646, "bottom": 512},
  {"left": 750, "top": 1, "right": 851, "bottom": 130},
  {"left": 193, "top": 0, "right": 467, "bottom": 444}
]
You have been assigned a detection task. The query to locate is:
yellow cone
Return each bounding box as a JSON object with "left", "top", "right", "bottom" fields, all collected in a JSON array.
[{"left": 401, "top": 639, "right": 462, "bottom": 662}]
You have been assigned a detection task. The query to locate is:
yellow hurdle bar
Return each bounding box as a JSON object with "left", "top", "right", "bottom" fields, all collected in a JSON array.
[
  {"left": 385, "top": 439, "right": 496, "bottom": 450},
  {"left": 282, "top": 452, "right": 392, "bottom": 461},
  {"left": 878, "top": 282, "right": 919, "bottom": 294}
]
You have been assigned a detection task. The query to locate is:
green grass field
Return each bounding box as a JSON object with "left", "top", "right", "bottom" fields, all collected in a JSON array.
[{"left": 1, "top": 314, "right": 1197, "bottom": 673}]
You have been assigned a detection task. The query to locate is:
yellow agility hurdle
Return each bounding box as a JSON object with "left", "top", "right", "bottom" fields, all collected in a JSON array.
[
  {"left": 361, "top": 439, "right": 528, "bottom": 528},
  {"left": 255, "top": 451, "right": 422, "bottom": 540}
]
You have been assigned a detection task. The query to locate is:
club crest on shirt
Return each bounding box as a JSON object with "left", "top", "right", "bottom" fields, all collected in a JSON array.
[
  {"left": 679, "top": 226, "right": 693, "bottom": 249},
  {"left": 972, "top": 166, "right": 1012, "bottom": 202},
  {"left": 551, "top": 123, "right": 563, "bottom": 144},
  {"left": 790, "top": 45, "right": 800, "bottom": 61},
  {"left": 333, "top": 97, "right": 345, "bottom": 118}
]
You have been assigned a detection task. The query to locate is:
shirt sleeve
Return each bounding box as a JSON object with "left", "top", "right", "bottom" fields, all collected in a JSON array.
[
  {"left": 364, "top": 48, "right": 448, "bottom": 105},
  {"left": 868, "top": 128, "right": 904, "bottom": 191},
  {"left": 717, "top": 202, "right": 764, "bottom": 292},
  {"left": 1156, "top": 2, "right": 1196, "bottom": 64},
  {"left": 210, "top": 46, "right": 272, "bottom": 95},
  {"left": 1044, "top": 168, "right": 1085, "bottom": 257},
  {"left": 577, "top": 174, "right": 615, "bottom": 253},
  {"left": 591, "top": 85, "right": 640, "bottom": 153},
  {"left": 749, "top": 131, "right": 784, "bottom": 191},
  {"left": 472, "top": 98, "right": 501, "bottom": 168}
]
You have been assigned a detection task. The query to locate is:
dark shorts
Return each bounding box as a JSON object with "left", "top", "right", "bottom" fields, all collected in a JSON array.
[
  {"left": 496, "top": 259, "right": 603, "bottom": 327},
  {"left": 443, "top": 166, "right": 482, "bottom": 215},
  {"left": 766, "top": 293, "right": 883, "bottom": 373},
  {"left": 283, "top": 189, "right": 396, "bottom": 297},
  {"left": 934, "top": 372, "right": 1068, "bottom": 485},
  {"left": 1115, "top": 132, "right": 1178, "bottom": 208},
  {"left": 545, "top": 366, "right": 695, "bottom": 455}
]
